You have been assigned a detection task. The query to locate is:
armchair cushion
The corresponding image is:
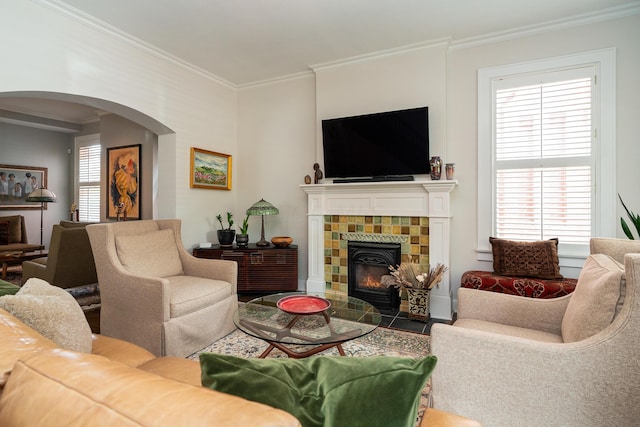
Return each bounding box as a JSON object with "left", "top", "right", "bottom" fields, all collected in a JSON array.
[
  {"left": 490, "top": 237, "right": 562, "bottom": 279},
  {"left": 116, "top": 228, "right": 184, "bottom": 278},
  {"left": 561, "top": 254, "right": 624, "bottom": 343},
  {"left": 200, "top": 353, "right": 437, "bottom": 427},
  {"left": 0, "top": 278, "right": 92, "bottom": 352}
]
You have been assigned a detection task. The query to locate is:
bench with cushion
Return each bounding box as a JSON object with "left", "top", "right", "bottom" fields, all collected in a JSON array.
[{"left": 462, "top": 237, "right": 577, "bottom": 298}]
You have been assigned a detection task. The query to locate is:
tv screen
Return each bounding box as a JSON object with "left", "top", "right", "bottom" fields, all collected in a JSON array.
[{"left": 321, "top": 107, "right": 429, "bottom": 181}]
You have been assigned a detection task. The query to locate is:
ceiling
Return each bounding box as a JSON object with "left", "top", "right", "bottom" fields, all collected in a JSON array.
[{"left": 2, "top": 0, "right": 639, "bottom": 125}]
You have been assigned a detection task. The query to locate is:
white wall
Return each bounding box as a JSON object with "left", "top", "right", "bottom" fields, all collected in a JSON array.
[
  {"left": 237, "top": 76, "right": 317, "bottom": 286},
  {"left": 3, "top": 1, "right": 639, "bottom": 306},
  {"left": 1, "top": 0, "right": 237, "bottom": 247},
  {"left": 447, "top": 14, "right": 640, "bottom": 292}
]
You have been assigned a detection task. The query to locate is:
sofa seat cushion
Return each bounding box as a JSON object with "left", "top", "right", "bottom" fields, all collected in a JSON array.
[
  {"left": 91, "top": 334, "right": 156, "bottom": 368},
  {"left": 166, "top": 275, "right": 233, "bottom": 317},
  {"left": 0, "top": 279, "right": 92, "bottom": 353},
  {"left": 454, "top": 318, "right": 563, "bottom": 343},
  {"left": 137, "top": 356, "right": 202, "bottom": 387},
  {"left": 562, "top": 254, "right": 624, "bottom": 343},
  {"left": 461, "top": 270, "right": 577, "bottom": 299},
  {"left": 0, "top": 349, "right": 302, "bottom": 427},
  {"left": 201, "top": 353, "right": 437, "bottom": 427}
]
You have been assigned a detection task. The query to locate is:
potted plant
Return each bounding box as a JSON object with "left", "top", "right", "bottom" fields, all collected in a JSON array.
[
  {"left": 236, "top": 215, "right": 250, "bottom": 247},
  {"left": 216, "top": 212, "right": 235, "bottom": 247},
  {"left": 384, "top": 261, "right": 447, "bottom": 322},
  {"left": 619, "top": 194, "right": 640, "bottom": 240}
]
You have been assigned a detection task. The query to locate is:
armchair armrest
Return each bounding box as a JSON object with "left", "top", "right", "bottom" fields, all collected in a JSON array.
[
  {"left": 457, "top": 287, "right": 570, "bottom": 335},
  {"left": 180, "top": 250, "right": 238, "bottom": 292}
]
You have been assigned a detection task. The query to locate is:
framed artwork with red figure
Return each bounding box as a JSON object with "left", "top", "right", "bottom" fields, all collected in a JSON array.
[{"left": 107, "top": 144, "right": 141, "bottom": 220}]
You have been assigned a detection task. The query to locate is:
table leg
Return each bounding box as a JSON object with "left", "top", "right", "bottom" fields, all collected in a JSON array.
[{"left": 1, "top": 262, "right": 7, "bottom": 280}]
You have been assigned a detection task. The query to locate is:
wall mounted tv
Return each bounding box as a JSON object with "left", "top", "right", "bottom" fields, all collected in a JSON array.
[{"left": 321, "top": 107, "right": 429, "bottom": 183}]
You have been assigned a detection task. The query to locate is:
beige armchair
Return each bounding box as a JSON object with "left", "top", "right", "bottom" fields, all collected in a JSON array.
[
  {"left": 431, "top": 239, "right": 640, "bottom": 427},
  {"left": 86, "top": 220, "right": 237, "bottom": 357}
]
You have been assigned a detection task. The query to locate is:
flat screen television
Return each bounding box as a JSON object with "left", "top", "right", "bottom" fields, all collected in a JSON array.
[{"left": 321, "top": 107, "right": 429, "bottom": 182}]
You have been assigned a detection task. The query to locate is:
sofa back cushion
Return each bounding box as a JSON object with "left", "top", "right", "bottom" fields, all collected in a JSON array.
[
  {"left": 0, "top": 349, "right": 301, "bottom": 427},
  {"left": 561, "top": 254, "right": 624, "bottom": 343},
  {"left": 0, "top": 222, "right": 8, "bottom": 245},
  {"left": 116, "top": 228, "right": 184, "bottom": 278},
  {"left": 490, "top": 237, "right": 562, "bottom": 279},
  {"left": 0, "top": 216, "right": 22, "bottom": 244}
]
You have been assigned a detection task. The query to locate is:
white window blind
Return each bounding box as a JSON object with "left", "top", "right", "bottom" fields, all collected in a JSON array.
[
  {"left": 493, "top": 70, "right": 594, "bottom": 245},
  {"left": 77, "top": 142, "right": 101, "bottom": 222}
]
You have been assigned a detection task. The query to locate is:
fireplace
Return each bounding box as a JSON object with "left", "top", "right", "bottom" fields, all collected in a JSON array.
[{"left": 348, "top": 241, "right": 401, "bottom": 310}]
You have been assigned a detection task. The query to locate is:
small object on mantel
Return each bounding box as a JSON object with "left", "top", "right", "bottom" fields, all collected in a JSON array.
[
  {"left": 313, "top": 163, "right": 323, "bottom": 184},
  {"left": 304, "top": 175, "right": 312, "bottom": 184},
  {"left": 271, "top": 236, "right": 293, "bottom": 247}
]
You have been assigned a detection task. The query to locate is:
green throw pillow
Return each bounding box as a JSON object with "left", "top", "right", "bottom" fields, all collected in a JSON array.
[{"left": 200, "top": 354, "right": 437, "bottom": 427}]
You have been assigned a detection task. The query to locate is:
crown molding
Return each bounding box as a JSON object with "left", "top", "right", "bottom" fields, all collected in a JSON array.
[
  {"left": 35, "top": 0, "right": 237, "bottom": 89},
  {"left": 450, "top": 2, "right": 640, "bottom": 50}
]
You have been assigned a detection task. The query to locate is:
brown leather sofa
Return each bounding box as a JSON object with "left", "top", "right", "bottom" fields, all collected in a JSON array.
[{"left": 0, "top": 307, "right": 480, "bottom": 426}]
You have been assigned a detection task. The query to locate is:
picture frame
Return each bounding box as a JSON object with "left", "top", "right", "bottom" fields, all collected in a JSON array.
[
  {"left": 107, "top": 144, "right": 141, "bottom": 220},
  {"left": 0, "top": 164, "right": 48, "bottom": 210},
  {"left": 190, "top": 147, "right": 232, "bottom": 190}
]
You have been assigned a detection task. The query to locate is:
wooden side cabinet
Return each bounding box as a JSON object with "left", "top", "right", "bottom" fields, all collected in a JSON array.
[{"left": 192, "top": 244, "right": 298, "bottom": 293}]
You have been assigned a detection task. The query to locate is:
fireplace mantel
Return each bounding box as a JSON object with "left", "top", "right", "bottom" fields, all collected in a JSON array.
[{"left": 301, "top": 179, "right": 456, "bottom": 320}]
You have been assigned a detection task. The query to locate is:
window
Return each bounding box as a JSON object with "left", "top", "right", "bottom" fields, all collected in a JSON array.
[
  {"left": 478, "top": 49, "right": 616, "bottom": 266},
  {"left": 75, "top": 135, "right": 101, "bottom": 222}
]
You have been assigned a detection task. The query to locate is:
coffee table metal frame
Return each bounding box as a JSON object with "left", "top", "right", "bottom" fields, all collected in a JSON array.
[{"left": 234, "top": 292, "right": 381, "bottom": 358}]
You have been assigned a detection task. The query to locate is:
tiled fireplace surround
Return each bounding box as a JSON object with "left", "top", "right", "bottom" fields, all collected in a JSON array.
[{"left": 301, "top": 180, "right": 456, "bottom": 320}]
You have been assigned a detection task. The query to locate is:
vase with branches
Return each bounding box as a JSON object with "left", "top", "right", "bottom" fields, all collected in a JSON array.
[{"left": 384, "top": 261, "right": 448, "bottom": 322}]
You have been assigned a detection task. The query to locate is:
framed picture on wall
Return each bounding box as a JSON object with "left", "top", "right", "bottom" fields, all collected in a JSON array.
[
  {"left": 190, "top": 147, "right": 232, "bottom": 190},
  {"left": 0, "top": 164, "right": 48, "bottom": 210},
  {"left": 107, "top": 144, "right": 141, "bottom": 220}
]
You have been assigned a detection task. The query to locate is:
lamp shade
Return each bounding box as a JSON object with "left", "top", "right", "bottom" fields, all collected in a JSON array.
[
  {"left": 246, "top": 199, "right": 279, "bottom": 216},
  {"left": 26, "top": 188, "right": 57, "bottom": 203}
]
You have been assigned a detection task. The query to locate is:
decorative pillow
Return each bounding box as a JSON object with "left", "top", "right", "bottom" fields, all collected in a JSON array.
[
  {"left": 200, "top": 354, "right": 437, "bottom": 427},
  {"left": 0, "top": 278, "right": 92, "bottom": 352},
  {"left": 0, "top": 222, "right": 9, "bottom": 245},
  {"left": 490, "top": 237, "right": 562, "bottom": 279},
  {"left": 561, "top": 254, "right": 624, "bottom": 343},
  {"left": 116, "top": 228, "right": 184, "bottom": 278}
]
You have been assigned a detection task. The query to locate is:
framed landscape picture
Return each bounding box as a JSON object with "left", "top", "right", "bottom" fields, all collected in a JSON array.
[
  {"left": 107, "top": 144, "right": 141, "bottom": 220},
  {"left": 0, "top": 164, "right": 48, "bottom": 210},
  {"left": 190, "top": 147, "right": 232, "bottom": 190}
]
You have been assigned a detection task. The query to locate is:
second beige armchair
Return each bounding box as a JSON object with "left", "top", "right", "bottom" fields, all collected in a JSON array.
[{"left": 86, "top": 219, "right": 238, "bottom": 357}]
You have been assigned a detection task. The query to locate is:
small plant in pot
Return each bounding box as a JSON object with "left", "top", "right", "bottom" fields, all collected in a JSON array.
[
  {"left": 216, "top": 212, "right": 235, "bottom": 247},
  {"left": 236, "top": 215, "right": 250, "bottom": 247}
]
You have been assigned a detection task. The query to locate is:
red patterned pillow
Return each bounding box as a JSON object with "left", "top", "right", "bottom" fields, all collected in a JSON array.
[
  {"left": 0, "top": 222, "right": 9, "bottom": 245},
  {"left": 490, "top": 237, "right": 563, "bottom": 280}
]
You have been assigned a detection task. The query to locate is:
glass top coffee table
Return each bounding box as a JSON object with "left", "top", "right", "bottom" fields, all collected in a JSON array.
[{"left": 234, "top": 292, "right": 381, "bottom": 358}]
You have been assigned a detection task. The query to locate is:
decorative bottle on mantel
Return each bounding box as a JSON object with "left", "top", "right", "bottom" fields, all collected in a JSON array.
[{"left": 430, "top": 156, "right": 442, "bottom": 180}]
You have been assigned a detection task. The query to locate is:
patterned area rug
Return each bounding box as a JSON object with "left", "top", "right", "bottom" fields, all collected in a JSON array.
[{"left": 189, "top": 327, "right": 432, "bottom": 424}]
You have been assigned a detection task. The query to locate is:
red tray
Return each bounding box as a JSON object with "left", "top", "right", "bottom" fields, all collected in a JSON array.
[{"left": 276, "top": 295, "right": 331, "bottom": 315}]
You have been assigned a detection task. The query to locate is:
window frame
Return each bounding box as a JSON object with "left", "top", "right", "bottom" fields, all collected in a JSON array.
[
  {"left": 477, "top": 48, "right": 616, "bottom": 269},
  {"left": 74, "top": 134, "right": 102, "bottom": 223}
]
